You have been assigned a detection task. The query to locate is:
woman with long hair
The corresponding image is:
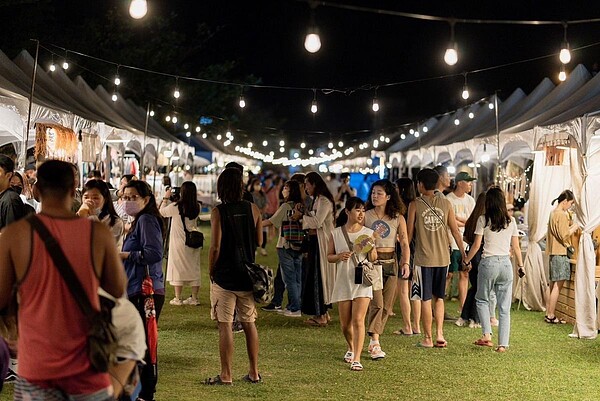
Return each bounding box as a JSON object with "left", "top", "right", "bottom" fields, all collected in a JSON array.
[
  {"left": 328, "top": 197, "right": 377, "bottom": 371},
  {"left": 206, "top": 167, "right": 262, "bottom": 385},
  {"left": 295, "top": 172, "right": 335, "bottom": 326},
  {"left": 160, "top": 181, "right": 202, "bottom": 306},
  {"left": 262, "top": 180, "right": 304, "bottom": 317},
  {"left": 78, "top": 179, "right": 124, "bottom": 248},
  {"left": 364, "top": 180, "right": 410, "bottom": 359},
  {"left": 545, "top": 190, "right": 576, "bottom": 324},
  {"left": 392, "top": 177, "right": 421, "bottom": 336},
  {"left": 250, "top": 177, "right": 270, "bottom": 256},
  {"left": 456, "top": 192, "right": 486, "bottom": 328},
  {"left": 120, "top": 180, "right": 165, "bottom": 399},
  {"left": 463, "top": 187, "right": 524, "bottom": 352}
]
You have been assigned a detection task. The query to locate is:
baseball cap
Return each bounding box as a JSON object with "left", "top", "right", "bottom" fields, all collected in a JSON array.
[{"left": 455, "top": 172, "right": 476, "bottom": 182}]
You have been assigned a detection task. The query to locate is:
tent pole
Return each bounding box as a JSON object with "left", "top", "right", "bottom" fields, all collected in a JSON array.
[
  {"left": 24, "top": 39, "right": 40, "bottom": 169},
  {"left": 153, "top": 138, "right": 160, "bottom": 194},
  {"left": 140, "top": 101, "right": 150, "bottom": 180},
  {"left": 494, "top": 92, "right": 502, "bottom": 185}
]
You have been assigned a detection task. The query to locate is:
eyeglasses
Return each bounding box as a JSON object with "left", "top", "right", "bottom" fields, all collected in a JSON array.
[{"left": 122, "top": 195, "right": 142, "bottom": 201}]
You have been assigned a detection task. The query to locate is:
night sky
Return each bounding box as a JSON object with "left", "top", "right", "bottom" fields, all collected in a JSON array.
[{"left": 3, "top": 0, "right": 600, "bottom": 147}]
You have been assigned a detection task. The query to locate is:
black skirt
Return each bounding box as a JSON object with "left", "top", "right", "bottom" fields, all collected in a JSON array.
[{"left": 301, "top": 235, "right": 328, "bottom": 316}]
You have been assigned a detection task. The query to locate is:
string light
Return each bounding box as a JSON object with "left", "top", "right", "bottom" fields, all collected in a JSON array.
[
  {"left": 62, "top": 55, "right": 69, "bottom": 70},
  {"left": 328, "top": 142, "right": 333, "bottom": 149},
  {"left": 461, "top": 73, "right": 469, "bottom": 100},
  {"left": 172, "top": 116, "right": 178, "bottom": 124},
  {"left": 150, "top": 110, "right": 155, "bottom": 117},
  {"left": 195, "top": 126, "right": 201, "bottom": 132},
  {"left": 280, "top": 147, "right": 285, "bottom": 152},
  {"left": 262, "top": 140, "right": 268, "bottom": 146},
  {"left": 488, "top": 102, "right": 494, "bottom": 110},
  {"left": 129, "top": 0, "right": 148, "bottom": 19},
  {"left": 49, "top": 55, "right": 56, "bottom": 72},
  {"left": 114, "top": 66, "right": 121, "bottom": 86},
  {"left": 111, "top": 92, "right": 118, "bottom": 102},
  {"left": 300, "top": 142, "right": 306, "bottom": 148},
  {"left": 454, "top": 118, "right": 460, "bottom": 125},
  {"left": 216, "top": 134, "right": 222, "bottom": 140},
  {"left": 422, "top": 126, "right": 429, "bottom": 133},
  {"left": 469, "top": 112, "right": 475, "bottom": 119},
  {"left": 239, "top": 87, "right": 246, "bottom": 108},
  {"left": 372, "top": 96, "right": 380, "bottom": 112},
  {"left": 173, "top": 77, "right": 180, "bottom": 99},
  {"left": 293, "top": 152, "right": 300, "bottom": 158},
  {"left": 304, "top": 4, "right": 321, "bottom": 53},
  {"left": 184, "top": 123, "right": 189, "bottom": 129},
  {"left": 558, "top": 65, "right": 567, "bottom": 82},
  {"left": 165, "top": 115, "right": 171, "bottom": 122},
  {"left": 279, "top": 140, "right": 285, "bottom": 146},
  {"left": 414, "top": 131, "right": 420, "bottom": 138},
  {"left": 444, "top": 22, "right": 458, "bottom": 66},
  {"left": 185, "top": 131, "right": 191, "bottom": 138},
  {"left": 202, "top": 133, "right": 207, "bottom": 138},
  {"left": 247, "top": 142, "right": 253, "bottom": 148},
  {"left": 309, "top": 149, "right": 314, "bottom": 155},
  {"left": 338, "top": 141, "right": 343, "bottom": 147},
  {"left": 409, "top": 128, "right": 414, "bottom": 135},
  {"left": 310, "top": 89, "right": 318, "bottom": 113},
  {"left": 559, "top": 23, "right": 571, "bottom": 64},
  {"left": 401, "top": 133, "right": 406, "bottom": 140}
]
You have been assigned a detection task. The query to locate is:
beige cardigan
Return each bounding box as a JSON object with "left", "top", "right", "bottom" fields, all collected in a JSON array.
[
  {"left": 302, "top": 196, "right": 336, "bottom": 305},
  {"left": 547, "top": 209, "right": 572, "bottom": 256}
]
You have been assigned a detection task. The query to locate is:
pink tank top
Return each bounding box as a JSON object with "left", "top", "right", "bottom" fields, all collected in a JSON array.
[{"left": 18, "top": 215, "right": 100, "bottom": 381}]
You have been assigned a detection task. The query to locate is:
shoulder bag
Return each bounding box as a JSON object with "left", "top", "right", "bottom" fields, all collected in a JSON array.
[
  {"left": 179, "top": 205, "right": 203, "bottom": 248},
  {"left": 223, "top": 204, "right": 274, "bottom": 304},
  {"left": 340, "top": 226, "right": 382, "bottom": 291},
  {"left": 27, "top": 215, "right": 117, "bottom": 373},
  {"left": 281, "top": 202, "right": 305, "bottom": 251}
]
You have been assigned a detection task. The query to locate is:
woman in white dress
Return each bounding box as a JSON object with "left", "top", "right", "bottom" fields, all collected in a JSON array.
[
  {"left": 160, "top": 181, "right": 202, "bottom": 306},
  {"left": 328, "top": 197, "right": 377, "bottom": 371}
]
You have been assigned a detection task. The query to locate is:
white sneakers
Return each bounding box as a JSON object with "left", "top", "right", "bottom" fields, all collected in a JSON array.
[
  {"left": 369, "top": 344, "right": 386, "bottom": 360},
  {"left": 455, "top": 317, "right": 467, "bottom": 327},
  {"left": 170, "top": 297, "right": 199, "bottom": 306},
  {"left": 169, "top": 297, "right": 183, "bottom": 306},
  {"left": 283, "top": 310, "right": 302, "bottom": 317}
]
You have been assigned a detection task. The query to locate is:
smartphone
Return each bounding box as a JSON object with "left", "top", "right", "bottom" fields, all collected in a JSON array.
[{"left": 354, "top": 263, "right": 363, "bottom": 285}]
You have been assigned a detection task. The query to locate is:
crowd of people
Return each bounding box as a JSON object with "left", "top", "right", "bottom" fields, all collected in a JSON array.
[{"left": 0, "top": 155, "right": 575, "bottom": 398}]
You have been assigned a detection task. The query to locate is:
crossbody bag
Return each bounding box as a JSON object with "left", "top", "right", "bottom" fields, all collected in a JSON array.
[
  {"left": 340, "top": 226, "right": 382, "bottom": 290},
  {"left": 179, "top": 205, "right": 203, "bottom": 248}
]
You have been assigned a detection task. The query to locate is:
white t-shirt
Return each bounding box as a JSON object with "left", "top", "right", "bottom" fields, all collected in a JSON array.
[
  {"left": 446, "top": 192, "right": 475, "bottom": 250},
  {"left": 475, "top": 215, "right": 519, "bottom": 258}
]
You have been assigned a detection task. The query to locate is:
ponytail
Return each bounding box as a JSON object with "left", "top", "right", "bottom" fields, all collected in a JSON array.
[{"left": 551, "top": 190, "right": 574, "bottom": 206}]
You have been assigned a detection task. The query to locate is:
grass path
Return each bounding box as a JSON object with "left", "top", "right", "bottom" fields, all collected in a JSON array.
[{"left": 3, "top": 223, "right": 600, "bottom": 401}]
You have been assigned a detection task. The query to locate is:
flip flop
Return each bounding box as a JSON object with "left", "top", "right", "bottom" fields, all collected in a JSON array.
[
  {"left": 473, "top": 339, "right": 494, "bottom": 347},
  {"left": 495, "top": 346, "right": 507, "bottom": 353},
  {"left": 434, "top": 340, "right": 447, "bottom": 348},
  {"left": 242, "top": 374, "right": 262, "bottom": 383},
  {"left": 392, "top": 329, "right": 413, "bottom": 336},
  {"left": 304, "top": 318, "right": 327, "bottom": 327},
  {"left": 415, "top": 342, "right": 434, "bottom": 349},
  {"left": 412, "top": 331, "right": 421, "bottom": 335},
  {"left": 204, "top": 375, "right": 233, "bottom": 385}
]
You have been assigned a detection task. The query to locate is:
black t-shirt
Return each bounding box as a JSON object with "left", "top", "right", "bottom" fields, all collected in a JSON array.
[
  {"left": 0, "top": 188, "right": 25, "bottom": 230},
  {"left": 214, "top": 201, "right": 257, "bottom": 291}
]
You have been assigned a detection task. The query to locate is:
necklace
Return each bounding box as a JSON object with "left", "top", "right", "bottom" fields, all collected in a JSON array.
[{"left": 374, "top": 207, "right": 385, "bottom": 221}]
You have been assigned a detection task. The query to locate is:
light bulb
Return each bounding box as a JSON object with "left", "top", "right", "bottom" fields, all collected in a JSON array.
[
  {"left": 461, "top": 87, "right": 469, "bottom": 100},
  {"left": 247, "top": 142, "right": 253, "bottom": 148},
  {"left": 150, "top": 110, "right": 155, "bottom": 117},
  {"left": 280, "top": 147, "right": 285, "bottom": 153},
  {"left": 559, "top": 47, "right": 571, "bottom": 64},
  {"left": 293, "top": 152, "right": 299, "bottom": 158},
  {"left": 379, "top": 135, "right": 385, "bottom": 141},
  {"left": 216, "top": 134, "right": 222, "bottom": 140},
  {"left": 328, "top": 142, "right": 333, "bottom": 149},
  {"left": 173, "top": 89, "right": 180, "bottom": 99},
  {"left": 49, "top": 63, "right": 56, "bottom": 72},
  {"left": 372, "top": 98, "right": 379, "bottom": 112},
  {"left": 468, "top": 112, "right": 475, "bottom": 119},
  {"left": 304, "top": 33, "right": 321, "bottom": 53},
  {"left": 409, "top": 129, "right": 414, "bottom": 135},
  {"left": 172, "top": 116, "right": 178, "bottom": 123},
  {"left": 310, "top": 101, "right": 318, "bottom": 114},
  {"left": 300, "top": 142, "right": 306, "bottom": 148},
  {"left": 488, "top": 103, "right": 494, "bottom": 110},
  {"left": 414, "top": 131, "right": 420, "bottom": 138},
  {"left": 400, "top": 133, "right": 406, "bottom": 140},
  {"left": 262, "top": 140, "right": 268, "bottom": 146},
  {"left": 114, "top": 76, "right": 121, "bottom": 86},
  {"left": 279, "top": 140, "right": 285, "bottom": 146},
  {"left": 111, "top": 93, "right": 118, "bottom": 102},
  {"left": 454, "top": 118, "right": 460, "bottom": 125},
  {"left": 338, "top": 141, "right": 343, "bottom": 147},
  {"left": 129, "top": 0, "right": 148, "bottom": 19},
  {"left": 308, "top": 149, "right": 314, "bottom": 155},
  {"left": 235, "top": 146, "right": 240, "bottom": 151},
  {"left": 62, "top": 61, "right": 69, "bottom": 70},
  {"left": 423, "top": 126, "right": 429, "bottom": 133},
  {"left": 185, "top": 131, "right": 191, "bottom": 138},
  {"left": 385, "top": 137, "right": 390, "bottom": 143},
  {"left": 165, "top": 115, "right": 171, "bottom": 122},
  {"left": 558, "top": 70, "right": 567, "bottom": 82},
  {"left": 239, "top": 96, "right": 246, "bottom": 108},
  {"left": 224, "top": 140, "right": 230, "bottom": 147},
  {"left": 195, "top": 126, "right": 201, "bottom": 132},
  {"left": 202, "top": 133, "right": 207, "bottom": 139},
  {"left": 184, "top": 123, "right": 189, "bottom": 130},
  {"left": 444, "top": 46, "right": 458, "bottom": 66}
]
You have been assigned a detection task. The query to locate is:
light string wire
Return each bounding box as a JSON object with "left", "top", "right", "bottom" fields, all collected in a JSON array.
[{"left": 298, "top": 0, "right": 600, "bottom": 26}]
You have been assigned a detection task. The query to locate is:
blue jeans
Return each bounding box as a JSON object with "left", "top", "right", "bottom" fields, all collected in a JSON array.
[
  {"left": 277, "top": 247, "right": 303, "bottom": 312},
  {"left": 475, "top": 255, "right": 513, "bottom": 347}
]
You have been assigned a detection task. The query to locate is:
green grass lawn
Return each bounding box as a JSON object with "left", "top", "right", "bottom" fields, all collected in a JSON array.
[{"left": 3, "top": 223, "right": 600, "bottom": 401}]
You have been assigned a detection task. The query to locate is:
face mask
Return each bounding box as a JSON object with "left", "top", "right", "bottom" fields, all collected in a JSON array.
[
  {"left": 124, "top": 200, "right": 142, "bottom": 216},
  {"left": 11, "top": 186, "right": 22, "bottom": 195}
]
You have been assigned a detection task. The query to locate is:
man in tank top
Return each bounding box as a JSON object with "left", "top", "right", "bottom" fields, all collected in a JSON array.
[
  {"left": 0, "top": 160, "right": 126, "bottom": 400},
  {"left": 407, "top": 168, "right": 465, "bottom": 349}
]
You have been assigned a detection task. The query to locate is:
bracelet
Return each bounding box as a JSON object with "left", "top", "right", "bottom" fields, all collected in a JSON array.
[
  {"left": 402, "top": 263, "right": 410, "bottom": 267},
  {"left": 162, "top": 197, "right": 169, "bottom": 201}
]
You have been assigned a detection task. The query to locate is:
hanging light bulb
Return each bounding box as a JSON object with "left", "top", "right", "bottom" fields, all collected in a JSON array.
[
  {"left": 444, "top": 22, "right": 458, "bottom": 66},
  {"left": 247, "top": 142, "right": 253, "bottom": 148},
  {"left": 62, "top": 60, "right": 69, "bottom": 70},
  {"left": 185, "top": 131, "right": 191, "bottom": 138},
  {"left": 400, "top": 133, "right": 406, "bottom": 140},
  {"left": 165, "top": 115, "right": 171, "bottom": 122},
  {"left": 49, "top": 55, "right": 56, "bottom": 72},
  {"left": 216, "top": 134, "right": 222, "bottom": 140},
  {"left": 372, "top": 97, "right": 379, "bottom": 112},
  {"left": 114, "top": 76, "right": 121, "bottom": 86},
  {"left": 201, "top": 133, "right": 207, "bottom": 139},
  {"left": 173, "top": 88, "right": 180, "bottom": 99},
  {"left": 338, "top": 141, "right": 343, "bottom": 147},
  {"left": 300, "top": 142, "right": 306, "bottom": 149},
  {"left": 461, "top": 84, "right": 469, "bottom": 100},
  {"left": 195, "top": 126, "right": 201, "bottom": 133},
  {"left": 304, "top": 32, "right": 321, "bottom": 53},
  {"left": 150, "top": 110, "right": 155, "bottom": 117},
  {"left": 262, "top": 140, "right": 268, "bottom": 146},
  {"left": 559, "top": 23, "right": 571, "bottom": 64},
  {"left": 279, "top": 140, "right": 285, "bottom": 146},
  {"left": 409, "top": 128, "right": 414, "bottom": 135},
  {"left": 310, "top": 100, "right": 318, "bottom": 114},
  {"left": 385, "top": 137, "right": 390, "bottom": 143},
  {"left": 328, "top": 142, "right": 333, "bottom": 149},
  {"left": 308, "top": 149, "right": 314, "bottom": 155},
  {"left": 414, "top": 131, "right": 420, "bottom": 138},
  {"left": 239, "top": 94, "right": 246, "bottom": 108},
  {"left": 423, "top": 126, "right": 429, "bottom": 133},
  {"left": 280, "top": 147, "right": 285, "bottom": 153},
  {"left": 129, "top": 0, "right": 148, "bottom": 19},
  {"left": 184, "top": 123, "right": 189, "bottom": 130},
  {"left": 558, "top": 65, "right": 567, "bottom": 82},
  {"left": 454, "top": 118, "right": 460, "bottom": 125},
  {"left": 488, "top": 102, "right": 494, "bottom": 110},
  {"left": 468, "top": 112, "right": 475, "bottom": 119},
  {"left": 111, "top": 92, "right": 118, "bottom": 102},
  {"left": 172, "top": 116, "right": 178, "bottom": 124}
]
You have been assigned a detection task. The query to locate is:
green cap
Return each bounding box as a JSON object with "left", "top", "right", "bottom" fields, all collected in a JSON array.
[{"left": 455, "top": 172, "right": 476, "bottom": 182}]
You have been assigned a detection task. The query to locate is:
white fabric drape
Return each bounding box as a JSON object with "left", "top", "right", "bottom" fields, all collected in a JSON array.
[
  {"left": 517, "top": 151, "right": 572, "bottom": 310},
  {"left": 571, "top": 127, "right": 600, "bottom": 338}
]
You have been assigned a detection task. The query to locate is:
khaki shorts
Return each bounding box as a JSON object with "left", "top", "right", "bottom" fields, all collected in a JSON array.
[{"left": 210, "top": 283, "right": 257, "bottom": 323}]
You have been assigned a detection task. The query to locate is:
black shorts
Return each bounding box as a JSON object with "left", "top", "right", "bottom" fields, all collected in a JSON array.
[{"left": 412, "top": 266, "right": 448, "bottom": 301}]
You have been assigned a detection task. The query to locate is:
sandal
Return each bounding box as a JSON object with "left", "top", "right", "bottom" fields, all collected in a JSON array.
[
  {"left": 242, "top": 374, "right": 262, "bottom": 383},
  {"left": 415, "top": 342, "right": 433, "bottom": 349},
  {"left": 204, "top": 375, "right": 232, "bottom": 385},
  {"left": 545, "top": 316, "right": 566, "bottom": 324},
  {"left": 473, "top": 338, "right": 494, "bottom": 347},
  {"left": 343, "top": 351, "right": 354, "bottom": 363},
  {"left": 304, "top": 318, "right": 327, "bottom": 327},
  {"left": 495, "top": 346, "right": 507, "bottom": 353},
  {"left": 350, "top": 361, "right": 363, "bottom": 371},
  {"left": 392, "top": 329, "right": 413, "bottom": 336},
  {"left": 434, "top": 340, "right": 447, "bottom": 348}
]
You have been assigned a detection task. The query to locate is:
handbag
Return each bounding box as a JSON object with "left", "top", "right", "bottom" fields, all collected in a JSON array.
[
  {"left": 340, "top": 226, "right": 381, "bottom": 289},
  {"left": 179, "top": 205, "right": 203, "bottom": 248},
  {"left": 28, "top": 215, "right": 117, "bottom": 373},
  {"left": 223, "top": 204, "right": 274, "bottom": 304},
  {"left": 281, "top": 203, "right": 305, "bottom": 251}
]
